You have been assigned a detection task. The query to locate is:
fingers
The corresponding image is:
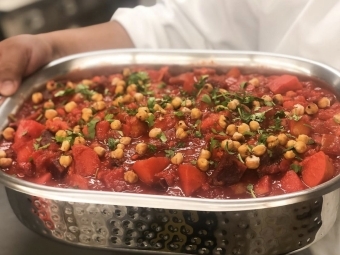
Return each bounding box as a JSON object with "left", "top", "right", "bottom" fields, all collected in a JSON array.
[{"left": 0, "top": 35, "right": 33, "bottom": 96}]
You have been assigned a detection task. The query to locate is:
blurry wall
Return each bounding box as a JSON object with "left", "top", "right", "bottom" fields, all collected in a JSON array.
[{"left": 0, "top": 0, "right": 156, "bottom": 40}]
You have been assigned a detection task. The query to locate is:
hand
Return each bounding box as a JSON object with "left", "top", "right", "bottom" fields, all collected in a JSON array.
[
  {"left": 0, "top": 21, "right": 133, "bottom": 96},
  {"left": 0, "top": 34, "right": 54, "bottom": 96}
]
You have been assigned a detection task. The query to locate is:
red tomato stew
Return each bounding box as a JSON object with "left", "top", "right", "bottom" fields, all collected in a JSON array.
[{"left": 1, "top": 67, "right": 340, "bottom": 199}]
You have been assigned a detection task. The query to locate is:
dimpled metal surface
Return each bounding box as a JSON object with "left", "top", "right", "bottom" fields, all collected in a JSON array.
[{"left": 7, "top": 188, "right": 339, "bottom": 255}]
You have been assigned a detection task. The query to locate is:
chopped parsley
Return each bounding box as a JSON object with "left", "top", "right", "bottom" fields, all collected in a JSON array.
[
  {"left": 108, "top": 138, "right": 120, "bottom": 150},
  {"left": 291, "top": 163, "right": 302, "bottom": 173},
  {"left": 246, "top": 184, "right": 256, "bottom": 198},
  {"left": 87, "top": 118, "right": 100, "bottom": 139}
]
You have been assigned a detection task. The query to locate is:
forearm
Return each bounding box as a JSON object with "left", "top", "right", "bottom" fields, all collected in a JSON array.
[{"left": 40, "top": 21, "right": 134, "bottom": 61}]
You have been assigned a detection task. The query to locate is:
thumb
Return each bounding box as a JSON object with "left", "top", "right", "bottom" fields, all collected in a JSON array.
[
  {"left": 0, "top": 36, "right": 32, "bottom": 96},
  {"left": 0, "top": 80, "right": 20, "bottom": 96}
]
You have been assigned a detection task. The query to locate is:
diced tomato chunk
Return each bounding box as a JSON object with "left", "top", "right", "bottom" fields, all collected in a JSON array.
[
  {"left": 178, "top": 164, "right": 206, "bottom": 196},
  {"left": 15, "top": 140, "right": 34, "bottom": 164},
  {"left": 254, "top": 175, "right": 272, "bottom": 196},
  {"left": 132, "top": 157, "right": 170, "bottom": 185},
  {"left": 72, "top": 145, "right": 100, "bottom": 176},
  {"left": 169, "top": 72, "right": 195, "bottom": 93},
  {"left": 122, "top": 117, "right": 148, "bottom": 138},
  {"left": 65, "top": 174, "right": 89, "bottom": 189},
  {"left": 201, "top": 113, "right": 224, "bottom": 133},
  {"left": 301, "top": 151, "right": 334, "bottom": 187},
  {"left": 288, "top": 115, "right": 312, "bottom": 136},
  {"left": 101, "top": 168, "right": 126, "bottom": 191},
  {"left": 268, "top": 75, "right": 303, "bottom": 94},
  {"left": 146, "top": 67, "right": 169, "bottom": 82},
  {"left": 31, "top": 172, "right": 52, "bottom": 185},
  {"left": 226, "top": 67, "right": 241, "bottom": 78},
  {"left": 45, "top": 119, "right": 69, "bottom": 133},
  {"left": 280, "top": 170, "right": 305, "bottom": 193},
  {"left": 95, "top": 121, "right": 110, "bottom": 140},
  {"left": 320, "top": 134, "right": 340, "bottom": 155},
  {"left": 15, "top": 120, "right": 45, "bottom": 143}
]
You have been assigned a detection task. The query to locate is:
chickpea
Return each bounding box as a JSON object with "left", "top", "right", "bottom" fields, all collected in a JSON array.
[
  {"left": 112, "top": 96, "right": 123, "bottom": 106},
  {"left": 286, "top": 91, "right": 297, "bottom": 97},
  {"left": 126, "top": 84, "right": 137, "bottom": 94},
  {"left": 94, "top": 146, "right": 106, "bottom": 157},
  {"left": 110, "top": 148, "right": 124, "bottom": 159},
  {"left": 227, "top": 99, "right": 240, "bottom": 110},
  {"left": 46, "top": 80, "right": 57, "bottom": 91},
  {"left": 286, "top": 140, "right": 297, "bottom": 148},
  {"left": 74, "top": 137, "right": 86, "bottom": 145},
  {"left": 248, "top": 78, "right": 259, "bottom": 87},
  {"left": 305, "top": 103, "right": 318, "bottom": 115},
  {"left": 44, "top": 100, "right": 54, "bottom": 109},
  {"left": 0, "top": 158, "right": 12, "bottom": 168},
  {"left": 266, "top": 135, "right": 279, "bottom": 149},
  {"left": 238, "top": 144, "right": 249, "bottom": 158},
  {"left": 110, "top": 120, "right": 122, "bottom": 130},
  {"left": 82, "top": 79, "right": 93, "bottom": 86},
  {"left": 294, "top": 141, "right": 307, "bottom": 154},
  {"left": 197, "top": 158, "right": 209, "bottom": 171},
  {"left": 115, "top": 85, "right": 125, "bottom": 95},
  {"left": 171, "top": 153, "right": 184, "bottom": 165},
  {"left": 117, "top": 80, "right": 126, "bottom": 87},
  {"left": 59, "top": 155, "right": 72, "bottom": 168},
  {"left": 73, "top": 125, "right": 81, "bottom": 134},
  {"left": 237, "top": 123, "right": 250, "bottom": 135},
  {"left": 149, "top": 128, "right": 162, "bottom": 138},
  {"left": 111, "top": 77, "right": 121, "bottom": 86},
  {"left": 134, "top": 93, "right": 144, "bottom": 102},
  {"left": 66, "top": 81, "right": 75, "bottom": 89},
  {"left": 233, "top": 141, "right": 241, "bottom": 149},
  {"left": 91, "top": 93, "right": 103, "bottom": 102},
  {"left": 123, "top": 94, "right": 134, "bottom": 104},
  {"left": 199, "top": 149, "right": 211, "bottom": 159},
  {"left": 334, "top": 114, "right": 340, "bottom": 124},
  {"left": 81, "top": 108, "right": 92, "bottom": 122},
  {"left": 92, "top": 101, "right": 106, "bottom": 111},
  {"left": 117, "top": 143, "right": 125, "bottom": 150},
  {"left": 284, "top": 150, "right": 296, "bottom": 159},
  {"left": 219, "top": 88, "right": 227, "bottom": 94},
  {"left": 252, "top": 144, "right": 266, "bottom": 156},
  {"left": 171, "top": 97, "right": 182, "bottom": 109},
  {"left": 277, "top": 133, "right": 288, "bottom": 146},
  {"left": 296, "top": 134, "right": 310, "bottom": 144},
  {"left": 185, "top": 99, "right": 193, "bottom": 107},
  {"left": 292, "top": 104, "right": 305, "bottom": 116},
  {"left": 55, "top": 130, "right": 67, "bottom": 138},
  {"left": 135, "top": 143, "right": 148, "bottom": 155},
  {"left": 64, "top": 101, "right": 77, "bottom": 112},
  {"left": 45, "top": 109, "right": 58, "bottom": 120},
  {"left": 252, "top": 100, "right": 261, "bottom": 108},
  {"left": 261, "top": 95, "right": 272, "bottom": 104},
  {"left": 177, "top": 120, "right": 188, "bottom": 130},
  {"left": 203, "top": 83, "right": 213, "bottom": 92},
  {"left": 32, "top": 92, "right": 43, "bottom": 104},
  {"left": 180, "top": 107, "right": 191, "bottom": 113},
  {"left": 2, "top": 127, "right": 15, "bottom": 141},
  {"left": 60, "top": 140, "right": 71, "bottom": 152},
  {"left": 221, "top": 139, "right": 234, "bottom": 151},
  {"left": 232, "top": 132, "right": 244, "bottom": 141},
  {"left": 124, "top": 170, "right": 139, "bottom": 184},
  {"left": 318, "top": 97, "right": 331, "bottom": 109},
  {"left": 249, "top": 121, "right": 260, "bottom": 131},
  {"left": 120, "top": 137, "right": 132, "bottom": 145},
  {"left": 218, "top": 115, "right": 227, "bottom": 129},
  {"left": 245, "top": 155, "right": 260, "bottom": 169},
  {"left": 226, "top": 124, "right": 237, "bottom": 136},
  {"left": 0, "top": 150, "right": 6, "bottom": 158},
  {"left": 176, "top": 127, "right": 188, "bottom": 139},
  {"left": 165, "top": 103, "right": 173, "bottom": 110},
  {"left": 272, "top": 94, "right": 284, "bottom": 105},
  {"left": 191, "top": 108, "right": 202, "bottom": 119},
  {"left": 123, "top": 68, "right": 131, "bottom": 77},
  {"left": 138, "top": 106, "right": 150, "bottom": 113},
  {"left": 154, "top": 104, "right": 166, "bottom": 114}
]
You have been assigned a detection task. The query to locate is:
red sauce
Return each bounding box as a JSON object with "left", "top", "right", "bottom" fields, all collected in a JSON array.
[{"left": 1, "top": 67, "right": 340, "bottom": 199}]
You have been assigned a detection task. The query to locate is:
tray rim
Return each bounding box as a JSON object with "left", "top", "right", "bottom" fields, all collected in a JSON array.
[{"left": 1, "top": 49, "right": 340, "bottom": 211}]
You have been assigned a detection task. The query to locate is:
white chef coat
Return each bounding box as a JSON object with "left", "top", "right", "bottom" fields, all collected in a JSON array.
[{"left": 112, "top": 1, "right": 340, "bottom": 254}]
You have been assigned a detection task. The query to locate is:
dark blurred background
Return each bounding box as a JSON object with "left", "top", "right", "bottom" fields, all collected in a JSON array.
[{"left": 0, "top": 0, "right": 155, "bottom": 40}]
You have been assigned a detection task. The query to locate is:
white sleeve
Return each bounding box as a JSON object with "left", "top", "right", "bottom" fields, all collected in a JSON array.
[{"left": 112, "top": 0, "right": 259, "bottom": 50}]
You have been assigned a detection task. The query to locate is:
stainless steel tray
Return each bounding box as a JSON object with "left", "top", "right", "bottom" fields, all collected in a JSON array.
[{"left": 1, "top": 50, "right": 340, "bottom": 255}]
